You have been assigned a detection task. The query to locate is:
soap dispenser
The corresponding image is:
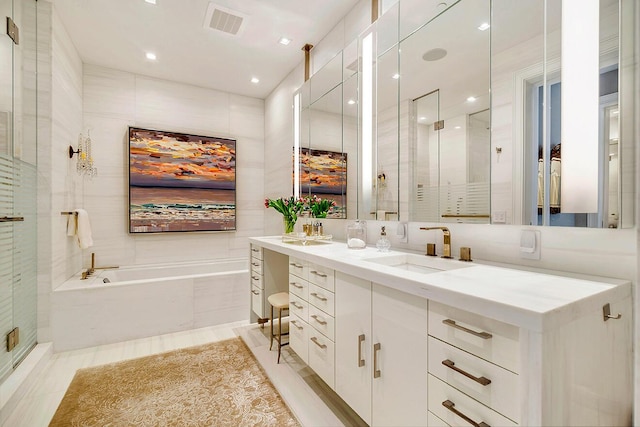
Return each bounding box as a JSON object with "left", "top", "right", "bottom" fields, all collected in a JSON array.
[{"left": 376, "top": 226, "right": 391, "bottom": 252}]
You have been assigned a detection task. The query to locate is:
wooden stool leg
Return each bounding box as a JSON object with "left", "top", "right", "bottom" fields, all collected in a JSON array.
[
  {"left": 277, "top": 307, "right": 283, "bottom": 363},
  {"left": 269, "top": 304, "right": 274, "bottom": 350}
]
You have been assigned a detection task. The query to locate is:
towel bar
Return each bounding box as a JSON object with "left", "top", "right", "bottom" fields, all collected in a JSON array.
[{"left": 61, "top": 211, "right": 78, "bottom": 216}]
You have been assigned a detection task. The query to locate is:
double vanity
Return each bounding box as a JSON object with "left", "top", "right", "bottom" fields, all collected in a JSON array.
[{"left": 248, "top": 236, "right": 632, "bottom": 426}]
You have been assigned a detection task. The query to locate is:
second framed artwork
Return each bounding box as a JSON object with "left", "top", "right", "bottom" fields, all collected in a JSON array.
[
  {"left": 299, "top": 147, "right": 347, "bottom": 218},
  {"left": 128, "top": 127, "right": 236, "bottom": 233}
]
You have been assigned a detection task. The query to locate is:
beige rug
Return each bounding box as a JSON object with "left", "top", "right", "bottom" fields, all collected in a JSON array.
[{"left": 49, "top": 337, "right": 300, "bottom": 426}]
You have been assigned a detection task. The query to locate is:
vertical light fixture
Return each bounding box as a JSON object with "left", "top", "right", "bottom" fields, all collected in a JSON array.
[
  {"left": 293, "top": 93, "right": 301, "bottom": 199},
  {"left": 561, "top": 0, "right": 599, "bottom": 213},
  {"left": 362, "top": 32, "right": 374, "bottom": 213}
]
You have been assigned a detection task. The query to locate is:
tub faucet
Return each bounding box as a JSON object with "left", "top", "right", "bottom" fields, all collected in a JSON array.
[
  {"left": 420, "top": 226, "right": 452, "bottom": 258},
  {"left": 80, "top": 253, "right": 118, "bottom": 280}
]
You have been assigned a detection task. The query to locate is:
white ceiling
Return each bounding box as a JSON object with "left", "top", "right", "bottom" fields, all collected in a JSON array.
[{"left": 52, "top": 0, "right": 361, "bottom": 99}]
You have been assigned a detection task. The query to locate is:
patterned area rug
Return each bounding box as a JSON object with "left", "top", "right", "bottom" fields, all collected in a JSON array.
[{"left": 49, "top": 337, "right": 300, "bottom": 426}]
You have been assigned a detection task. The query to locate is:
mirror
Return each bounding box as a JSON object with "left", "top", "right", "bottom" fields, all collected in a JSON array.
[
  {"left": 491, "top": 0, "right": 633, "bottom": 227},
  {"left": 400, "top": 0, "right": 491, "bottom": 223}
]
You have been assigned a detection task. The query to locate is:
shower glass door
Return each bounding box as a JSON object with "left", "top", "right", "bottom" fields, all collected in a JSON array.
[{"left": 0, "top": 0, "right": 38, "bottom": 381}]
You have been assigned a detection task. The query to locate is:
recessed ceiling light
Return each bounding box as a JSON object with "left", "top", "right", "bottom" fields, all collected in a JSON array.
[
  {"left": 422, "top": 48, "right": 447, "bottom": 62},
  {"left": 278, "top": 37, "right": 291, "bottom": 46},
  {"left": 145, "top": 0, "right": 156, "bottom": 4},
  {"left": 466, "top": 96, "right": 477, "bottom": 102},
  {"left": 419, "top": 116, "right": 427, "bottom": 121},
  {"left": 348, "top": 99, "right": 356, "bottom": 105},
  {"left": 392, "top": 73, "right": 400, "bottom": 80},
  {"left": 251, "top": 77, "right": 260, "bottom": 84},
  {"left": 478, "top": 22, "right": 490, "bottom": 31},
  {"left": 455, "top": 126, "right": 462, "bottom": 129},
  {"left": 145, "top": 52, "right": 157, "bottom": 60}
]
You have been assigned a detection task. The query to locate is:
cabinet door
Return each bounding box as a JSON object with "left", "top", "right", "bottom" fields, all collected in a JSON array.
[
  {"left": 335, "top": 272, "right": 372, "bottom": 425},
  {"left": 372, "top": 283, "right": 427, "bottom": 427}
]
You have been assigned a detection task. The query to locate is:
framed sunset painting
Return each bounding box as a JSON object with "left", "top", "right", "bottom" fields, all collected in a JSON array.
[
  {"left": 299, "top": 147, "right": 347, "bottom": 218},
  {"left": 128, "top": 127, "right": 236, "bottom": 233}
]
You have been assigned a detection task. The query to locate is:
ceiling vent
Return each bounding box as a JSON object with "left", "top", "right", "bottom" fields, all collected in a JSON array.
[{"left": 204, "top": 3, "right": 246, "bottom": 36}]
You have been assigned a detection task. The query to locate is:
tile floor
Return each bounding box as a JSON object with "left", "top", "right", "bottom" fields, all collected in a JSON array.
[{"left": 2, "top": 320, "right": 364, "bottom": 427}]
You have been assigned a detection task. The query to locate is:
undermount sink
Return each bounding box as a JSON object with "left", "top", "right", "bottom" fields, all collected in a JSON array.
[{"left": 363, "top": 253, "right": 474, "bottom": 274}]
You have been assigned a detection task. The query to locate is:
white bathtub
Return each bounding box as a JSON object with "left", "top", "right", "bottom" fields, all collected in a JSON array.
[{"left": 52, "top": 259, "right": 249, "bottom": 351}]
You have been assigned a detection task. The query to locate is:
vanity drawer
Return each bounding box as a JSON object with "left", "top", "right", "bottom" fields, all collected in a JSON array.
[
  {"left": 289, "top": 256, "right": 307, "bottom": 279},
  {"left": 290, "top": 314, "right": 309, "bottom": 364},
  {"left": 428, "top": 374, "right": 517, "bottom": 427},
  {"left": 251, "top": 285, "right": 263, "bottom": 318},
  {"left": 250, "top": 245, "right": 263, "bottom": 260},
  {"left": 429, "top": 301, "right": 519, "bottom": 373},
  {"left": 309, "top": 332, "right": 335, "bottom": 389},
  {"left": 428, "top": 411, "right": 451, "bottom": 427},
  {"left": 250, "top": 271, "right": 263, "bottom": 289},
  {"left": 308, "top": 283, "right": 335, "bottom": 316},
  {"left": 428, "top": 336, "right": 519, "bottom": 422},
  {"left": 289, "top": 293, "right": 309, "bottom": 322},
  {"left": 250, "top": 257, "right": 263, "bottom": 275},
  {"left": 288, "top": 274, "right": 309, "bottom": 300},
  {"left": 309, "top": 304, "right": 335, "bottom": 341},
  {"left": 308, "top": 263, "right": 335, "bottom": 291}
]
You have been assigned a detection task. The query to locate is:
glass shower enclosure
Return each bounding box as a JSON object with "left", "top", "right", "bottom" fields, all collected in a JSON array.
[{"left": 0, "top": 0, "right": 38, "bottom": 382}]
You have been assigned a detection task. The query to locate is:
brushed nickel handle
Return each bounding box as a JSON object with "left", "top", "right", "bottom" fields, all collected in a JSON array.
[
  {"left": 291, "top": 320, "right": 303, "bottom": 330},
  {"left": 291, "top": 302, "right": 303, "bottom": 309},
  {"left": 442, "top": 359, "right": 491, "bottom": 386},
  {"left": 311, "top": 336, "right": 326, "bottom": 349},
  {"left": 289, "top": 262, "right": 303, "bottom": 268},
  {"left": 310, "top": 270, "right": 327, "bottom": 278},
  {"left": 373, "top": 342, "right": 381, "bottom": 378},
  {"left": 358, "top": 334, "right": 365, "bottom": 367},
  {"left": 442, "top": 400, "right": 490, "bottom": 427},
  {"left": 443, "top": 319, "right": 492, "bottom": 339},
  {"left": 251, "top": 290, "right": 260, "bottom": 295},
  {"left": 311, "top": 314, "right": 327, "bottom": 325},
  {"left": 290, "top": 282, "right": 303, "bottom": 289},
  {"left": 310, "top": 292, "right": 327, "bottom": 302},
  {"left": 0, "top": 216, "right": 24, "bottom": 222}
]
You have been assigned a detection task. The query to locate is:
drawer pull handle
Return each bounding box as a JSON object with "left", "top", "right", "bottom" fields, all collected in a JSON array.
[
  {"left": 373, "top": 342, "right": 381, "bottom": 378},
  {"left": 251, "top": 248, "right": 260, "bottom": 252},
  {"left": 291, "top": 302, "right": 303, "bottom": 309},
  {"left": 310, "top": 292, "right": 327, "bottom": 302},
  {"left": 310, "top": 270, "right": 328, "bottom": 278},
  {"left": 251, "top": 262, "right": 260, "bottom": 267},
  {"left": 289, "top": 263, "right": 303, "bottom": 268},
  {"left": 311, "top": 336, "right": 327, "bottom": 349},
  {"left": 251, "top": 290, "right": 260, "bottom": 295},
  {"left": 442, "top": 359, "right": 491, "bottom": 386},
  {"left": 311, "top": 314, "right": 327, "bottom": 325},
  {"left": 291, "top": 320, "right": 303, "bottom": 330},
  {"left": 442, "top": 400, "right": 491, "bottom": 427},
  {"left": 290, "top": 282, "right": 303, "bottom": 289},
  {"left": 252, "top": 276, "right": 260, "bottom": 281},
  {"left": 358, "top": 334, "right": 365, "bottom": 367},
  {"left": 443, "top": 319, "right": 492, "bottom": 339}
]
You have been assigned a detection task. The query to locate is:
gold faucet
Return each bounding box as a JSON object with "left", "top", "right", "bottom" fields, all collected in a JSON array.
[
  {"left": 420, "top": 226, "right": 452, "bottom": 258},
  {"left": 80, "top": 253, "right": 118, "bottom": 280}
]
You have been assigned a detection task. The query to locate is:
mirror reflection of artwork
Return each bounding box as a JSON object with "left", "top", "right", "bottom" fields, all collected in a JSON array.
[
  {"left": 299, "top": 148, "right": 347, "bottom": 218},
  {"left": 129, "top": 127, "right": 236, "bottom": 233}
]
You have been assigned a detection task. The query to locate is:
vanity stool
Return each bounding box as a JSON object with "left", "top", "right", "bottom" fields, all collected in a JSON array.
[{"left": 268, "top": 291, "right": 290, "bottom": 363}]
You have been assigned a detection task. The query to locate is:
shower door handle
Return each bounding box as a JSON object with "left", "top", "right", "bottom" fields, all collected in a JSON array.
[{"left": 0, "top": 216, "right": 24, "bottom": 222}]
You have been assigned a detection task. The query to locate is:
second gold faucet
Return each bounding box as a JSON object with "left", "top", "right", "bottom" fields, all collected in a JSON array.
[{"left": 420, "top": 226, "right": 452, "bottom": 258}]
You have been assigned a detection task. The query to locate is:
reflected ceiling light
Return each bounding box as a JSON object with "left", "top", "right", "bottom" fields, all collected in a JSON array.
[
  {"left": 145, "top": 52, "right": 156, "bottom": 60},
  {"left": 278, "top": 37, "right": 291, "bottom": 45},
  {"left": 478, "top": 22, "right": 490, "bottom": 31},
  {"left": 436, "top": 2, "right": 448, "bottom": 12},
  {"left": 251, "top": 77, "right": 259, "bottom": 83},
  {"left": 466, "top": 96, "right": 477, "bottom": 102},
  {"left": 454, "top": 126, "right": 461, "bottom": 129},
  {"left": 611, "top": 110, "right": 619, "bottom": 115},
  {"left": 422, "top": 48, "right": 447, "bottom": 62},
  {"left": 348, "top": 99, "right": 356, "bottom": 105},
  {"left": 392, "top": 73, "right": 400, "bottom": 79},
  {"left": 419, "top": 116, "right": 427, "bottom": 121},
  {"left": 145, "top": 0, "right": 156, "bottom": 4}
]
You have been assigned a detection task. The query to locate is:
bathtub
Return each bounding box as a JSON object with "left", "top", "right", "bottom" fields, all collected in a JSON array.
[{"left": 51, "top": 258, "right": 249, "bottom": 351}]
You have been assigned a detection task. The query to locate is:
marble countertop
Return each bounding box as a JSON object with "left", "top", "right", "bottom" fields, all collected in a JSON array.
[{"left": 249, "top": 236, "right": 631, "bottom": 332}]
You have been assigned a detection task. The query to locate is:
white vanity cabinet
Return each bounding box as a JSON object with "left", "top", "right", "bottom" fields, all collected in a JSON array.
[
  {"left": 249, "top": 244, "right": 288, "bottom": 324},
  {"left": 335, "top": 271, "right": 428, "bottom": 426}
]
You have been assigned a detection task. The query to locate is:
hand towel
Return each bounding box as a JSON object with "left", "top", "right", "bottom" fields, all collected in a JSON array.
[
  {"left": 74, "top": 209, "right": 93, "bottom": 249},
  {"left": 66, "top": 214, "right": 76, "bottom": 236}
]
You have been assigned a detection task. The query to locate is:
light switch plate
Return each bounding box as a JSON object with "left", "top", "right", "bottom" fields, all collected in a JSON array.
[
  {"left": 520, "top": 230, "right": 541, "bottom": 259},
  {"left": 492, "top": 210, "right": 506, "bottom": 224}
]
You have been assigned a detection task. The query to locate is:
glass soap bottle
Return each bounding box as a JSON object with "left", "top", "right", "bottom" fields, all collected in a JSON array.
[
  {"left": 376, "top": 226, "right": 391, "bottom": 252},
  {"left": 347, "top": 219, "right": 367, "bottom": 249}
]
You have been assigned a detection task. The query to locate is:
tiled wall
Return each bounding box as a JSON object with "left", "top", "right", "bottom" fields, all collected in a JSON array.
[{"left": 79, "top": 65, "right": 265, "bottom": 276}]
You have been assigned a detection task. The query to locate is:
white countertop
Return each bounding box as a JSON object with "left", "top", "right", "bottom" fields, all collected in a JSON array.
[{"left": 249, "top": 236, "right": 631, "bottom": 332}]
